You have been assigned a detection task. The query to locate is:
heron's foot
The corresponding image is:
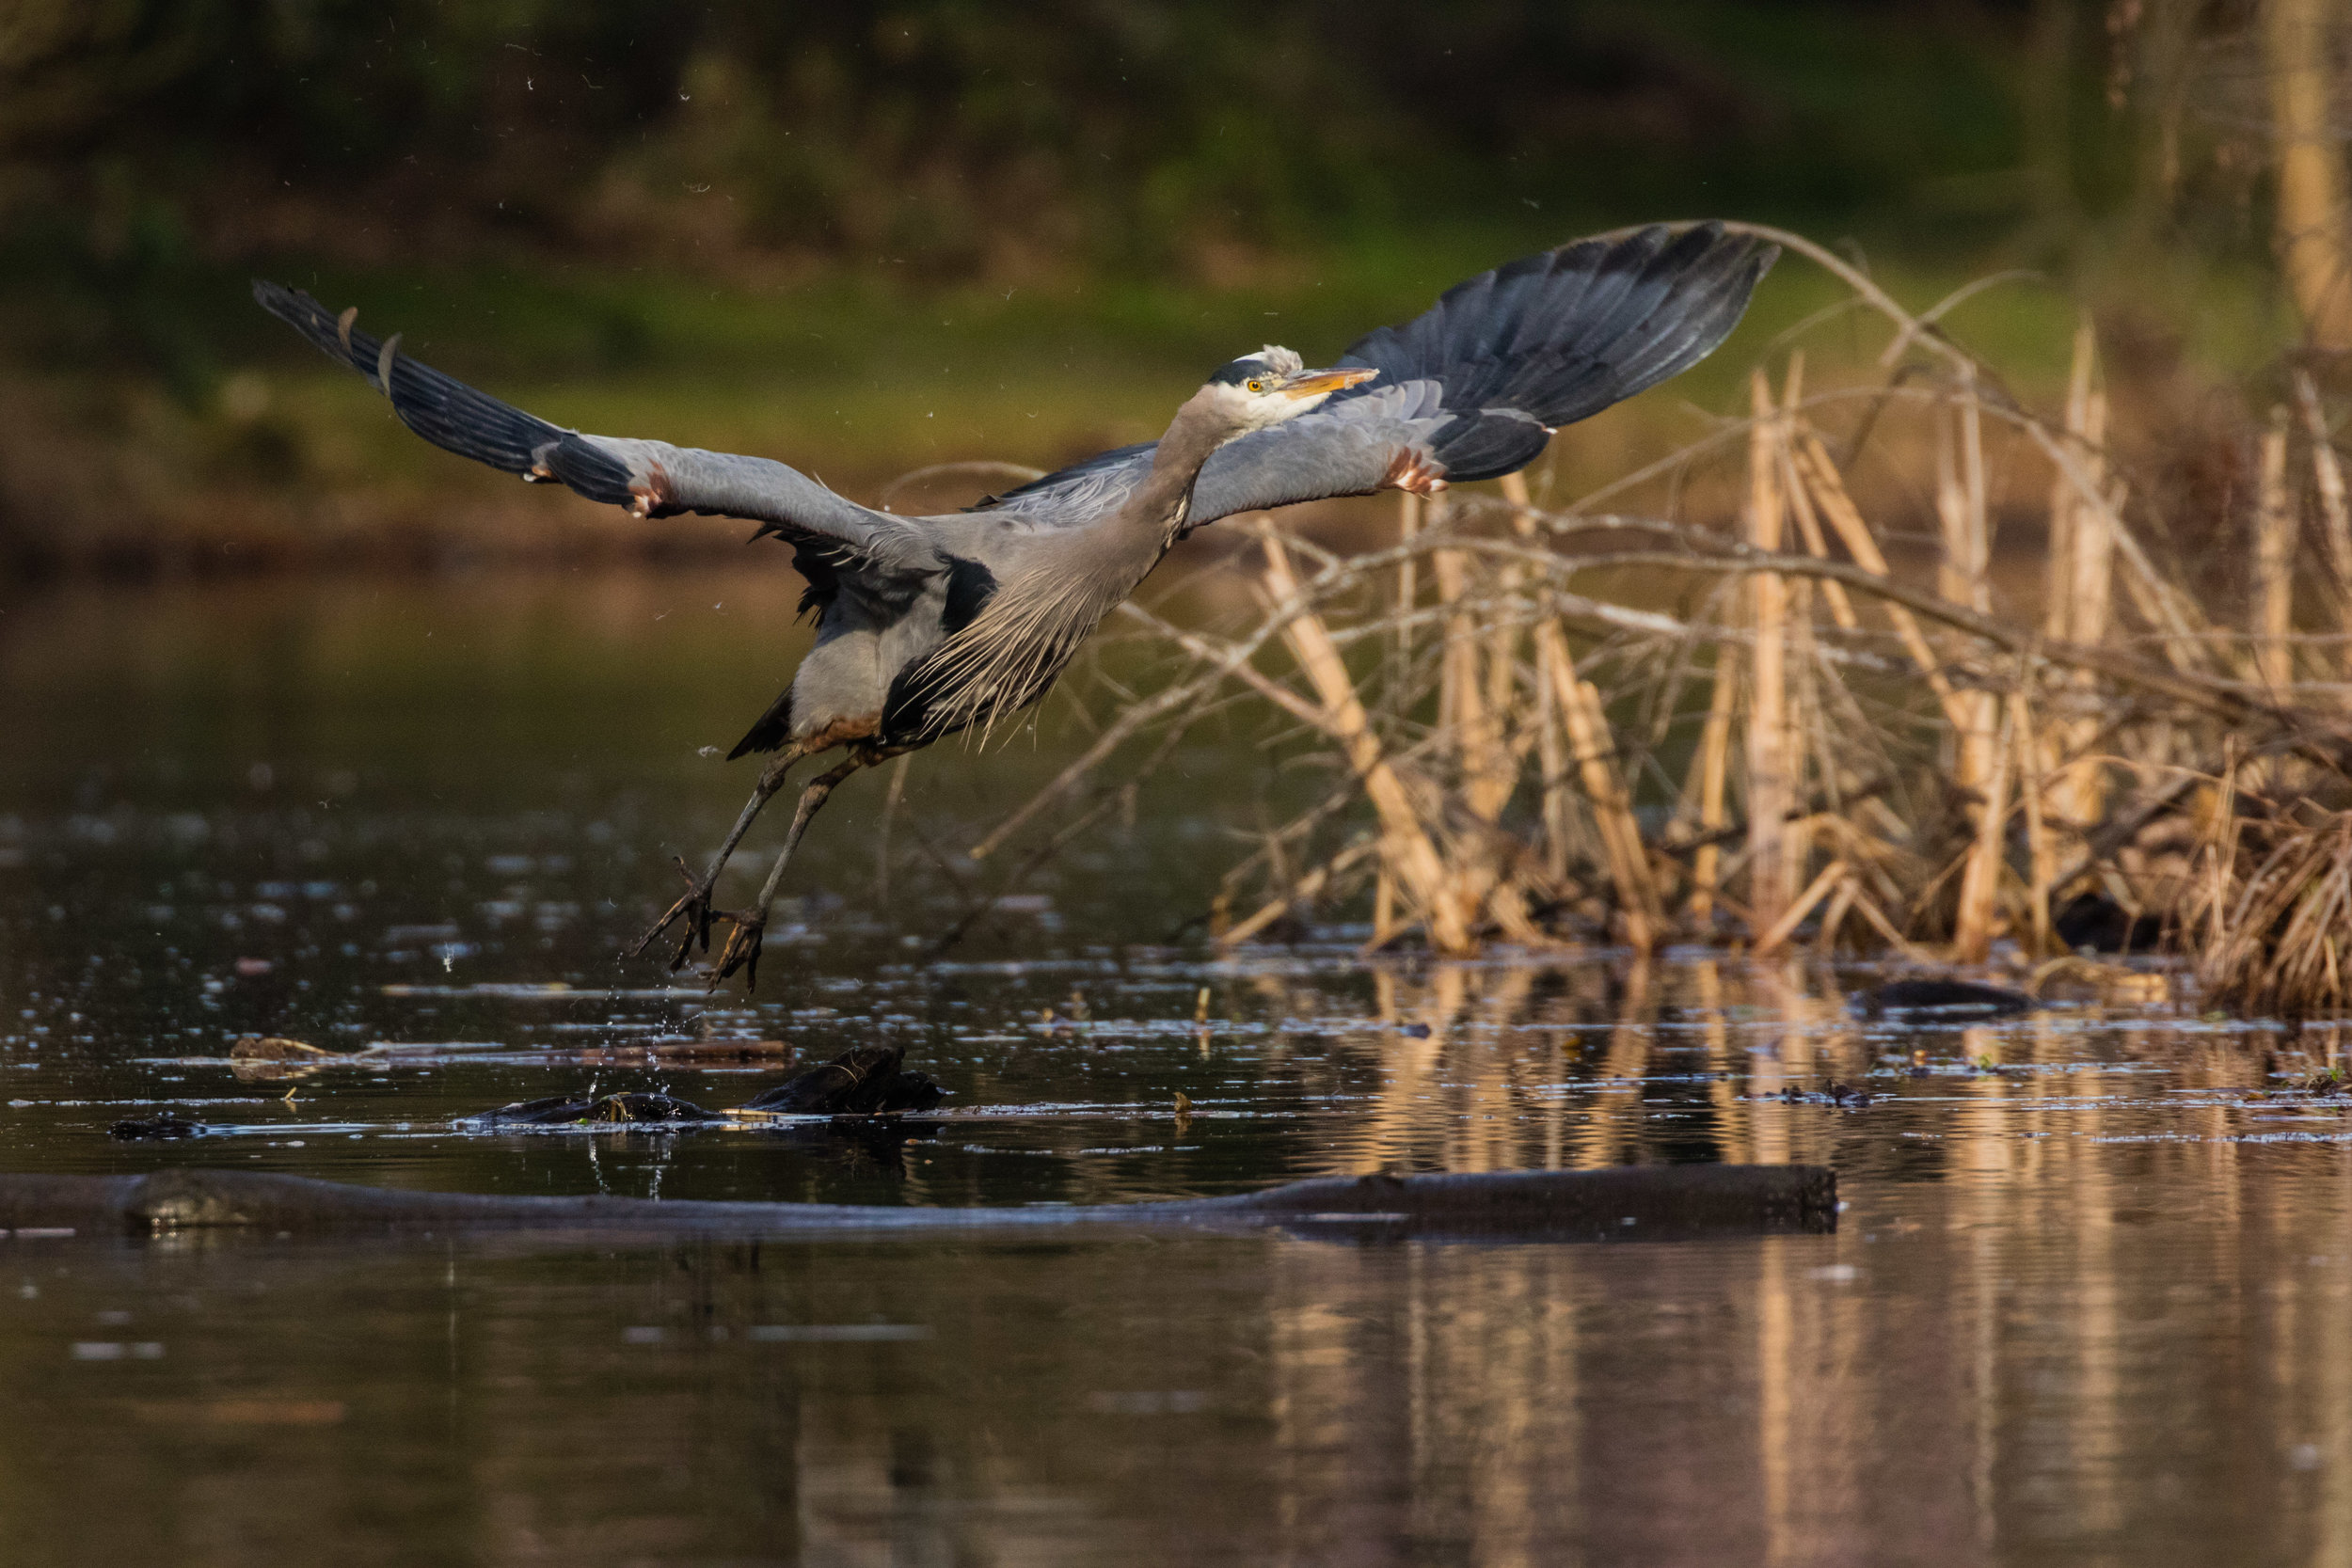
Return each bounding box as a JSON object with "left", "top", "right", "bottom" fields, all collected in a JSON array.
[
  {"left": 709, "top": 909, "right": 769, "bottom": 993},
  {"left": 628, "top": 857, "right": 718, "bottom": 970}
]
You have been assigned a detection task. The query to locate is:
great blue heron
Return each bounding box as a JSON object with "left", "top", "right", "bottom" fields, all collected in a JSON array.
[{"left": 256, "top": 222, "right": 1772, "bottom": 988}]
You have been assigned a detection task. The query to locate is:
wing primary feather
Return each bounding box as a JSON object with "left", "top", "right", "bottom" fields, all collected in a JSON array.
[
  {"left": 375, "top": 334, "right": 401, "bottom": 397},
  {"left": 255, "top": 279, "right": 935, "bottom": 572}
]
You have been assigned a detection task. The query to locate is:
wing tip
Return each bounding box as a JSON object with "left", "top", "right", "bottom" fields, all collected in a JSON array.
[{"left": 250, "top": 277, "right": 320, "bottom": 328}]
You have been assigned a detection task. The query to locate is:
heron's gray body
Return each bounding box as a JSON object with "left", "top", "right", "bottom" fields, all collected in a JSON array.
[{"left": 254, "top": 222, "right": 1774, "bottom": 986}]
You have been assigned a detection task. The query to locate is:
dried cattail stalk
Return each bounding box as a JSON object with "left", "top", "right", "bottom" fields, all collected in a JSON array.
[
  {"left": 1952, "top": 690, "right": 2018, "bottom": 963},
  {"left": 1753, "top": 857, "right": 1851, "bottom": 954},
  {"left": 1395, "top": 492, "right": 1422, "bottom": 646},
  {"left": 1940, "top": 371, "right": 1999, "bottom": 835},
  {"left": 2194, "top": 800, "right": 2352, "bottom": 1019},
  {"left": 954, "top": 228, "right": 2352, "bottom": 1004},
  {"left": 1372, "top": 868, "right": 1398, "bottom": 944},
  {"left": 2294, "top": 371, "right": 2352, "bottom": 679},
  {"left": 1534, "top": 614, "right": 1574, "bottom": 880},
  {"left": 2267, "top": 0, "right": 2352, "bottom": 351},
  {"left": 1746, "top": 366, "right": 1793, "bottom": 933},
  {"left": 2046, "top": 315, "right": 2096, "bottom": 643},
  {"left": 1790, "top": 427, "right": 1968, "bottom": 730},
  {"left": 1780, "top": 356, "right": 1819, "bottom": 896},
  {"left": 1815, "top": 870, "right": 1860, "bottom": 954},
  {"left": 1431, "top": 515, "right": 1514, "bottom": 821},
  {"left": 1218, "top": 839, "right": 1376, "bottom": 946},
  {"left": 1503, "top": 471, "right": 1575, "bottom": 882},
  {"left": 1686, "top": 644, "right": 1739, "bottom": 925},
  {"left": 2014, "top": 688, "right": 2055, "bottom": 957},
  {"left": 1938, "top": 365, "right": 1992, "bottom": 614},
  {"left": 1545, "top": 626, "right": 1661, "bottom": 950},
  {"left": 1470, "top": 474, "right": 1537, "bottom": 822},
  {"left": 1781, "top": 438, "right": 1858, "bottom": 631},
  {"left": 1260, "top": 535, "right": 1474, "bottom": 953},
  {"left": 2053, "top": 356, "right": 2118, "bottom": 835},
  {"left": 2255, "top": 403, "right": 2296, "bottom": 696}
]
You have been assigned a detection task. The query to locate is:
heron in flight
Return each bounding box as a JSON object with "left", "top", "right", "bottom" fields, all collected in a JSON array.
[{"left": 256, "top": 223, "right": 1772, "bottom": 989}]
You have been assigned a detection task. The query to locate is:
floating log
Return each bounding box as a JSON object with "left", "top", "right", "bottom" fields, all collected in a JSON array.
[{"left": 0, "top": 1164, "right": 1836, "bottom": 1243}]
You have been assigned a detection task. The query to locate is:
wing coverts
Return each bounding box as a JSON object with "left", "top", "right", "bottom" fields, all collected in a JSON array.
[{"left": 983, "top": 222, "right": 1774, "bottom": 526}]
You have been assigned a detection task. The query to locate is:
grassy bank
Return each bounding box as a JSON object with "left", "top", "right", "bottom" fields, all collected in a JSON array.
[{"left": 0, "top": 223, "right": 2301, "bottom": 577}]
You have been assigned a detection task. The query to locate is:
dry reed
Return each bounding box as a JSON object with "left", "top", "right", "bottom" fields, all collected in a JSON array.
[{"left": 965, "top": 221, "right": 2352, "bottom": 1018}]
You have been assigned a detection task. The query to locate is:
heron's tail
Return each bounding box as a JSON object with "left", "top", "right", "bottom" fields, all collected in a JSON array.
[{"left": 728, "top": 687, "right": 795, "bottom": 761}]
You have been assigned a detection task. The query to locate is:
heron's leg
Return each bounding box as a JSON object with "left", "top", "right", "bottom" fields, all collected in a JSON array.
[
  {"left": 628, "top": 747, "right": 803, "bottom": 968},
  {"left": 709, "top": 753, "right": 866, "bottom": 992}
]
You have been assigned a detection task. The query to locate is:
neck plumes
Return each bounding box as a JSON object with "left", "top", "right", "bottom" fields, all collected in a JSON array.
[{"left": 893, "top": 392, "right": 1245, "bottom": 748}]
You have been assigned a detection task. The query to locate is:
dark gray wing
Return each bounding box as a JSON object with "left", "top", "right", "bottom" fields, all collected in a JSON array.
[
  {"left": 980, "top": 223, "right": 1774, "bottom": 530},
  {"left": 252, "top": 281, "right": 939, "bottom": 576}
]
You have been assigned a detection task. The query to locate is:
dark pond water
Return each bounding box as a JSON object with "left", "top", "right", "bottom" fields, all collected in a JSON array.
[{"left": 4, "top": 571, "right": 2351, "bottom": 1565}]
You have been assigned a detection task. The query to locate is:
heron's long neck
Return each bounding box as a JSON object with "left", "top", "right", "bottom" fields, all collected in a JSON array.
[{"left": 1103, "top": 389, "right": 1234, "bottom": 558}]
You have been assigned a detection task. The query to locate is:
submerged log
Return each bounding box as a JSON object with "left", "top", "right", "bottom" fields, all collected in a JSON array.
[{"left": 0, "top": 1164, "right": 1836, "bottom": 1243}]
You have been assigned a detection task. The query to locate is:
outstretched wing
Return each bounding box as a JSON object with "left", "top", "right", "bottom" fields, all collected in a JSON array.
[
  {"left": 979, "top": 223, "right": 1773, "bottom": 528},
  {"left": 251, "top": 281, "right": 940, "bottom": 577}
]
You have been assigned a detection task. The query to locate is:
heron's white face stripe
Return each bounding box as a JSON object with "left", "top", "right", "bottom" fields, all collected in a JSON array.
[{"left": 1204, "top": 378, "right": 1344, "bottom": 431}]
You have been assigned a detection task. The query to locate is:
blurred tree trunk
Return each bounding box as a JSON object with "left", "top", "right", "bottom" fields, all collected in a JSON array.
[
  {"left": 2120, "top": 0, "right": 2198, "bottom": 245},
  {"left": 2267, "top": 0, "right": 2352, "bottom": 351},
  {"left": 2024, "top": 0, "right": 2078, "bottom": 239}
]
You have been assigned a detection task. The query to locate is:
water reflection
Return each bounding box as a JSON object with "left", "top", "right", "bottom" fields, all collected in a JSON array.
[
  {"left": 6, "top": 573, "right": 2352, "bottom": 1562},
  {"left": 8, "top": 1139, "right": 2350, "bottom": 1566}
]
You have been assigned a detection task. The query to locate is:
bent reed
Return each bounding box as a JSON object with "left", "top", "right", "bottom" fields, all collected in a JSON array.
[{"left": 976, "top": 225, "right": 2352, "bottom": 1021}]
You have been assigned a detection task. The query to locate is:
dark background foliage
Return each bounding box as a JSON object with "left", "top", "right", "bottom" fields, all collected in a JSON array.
[
  {"left": 0, "top": 0, "right": 2301, "bottom": 578},
  {"left": 8, "top": 0, "right": 2031, "bottom": 282}
]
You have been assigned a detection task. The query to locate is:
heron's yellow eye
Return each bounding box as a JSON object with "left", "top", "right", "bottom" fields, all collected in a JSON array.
[{"left": 1246, "top": 379, "right": 1263, "bottom": 393}]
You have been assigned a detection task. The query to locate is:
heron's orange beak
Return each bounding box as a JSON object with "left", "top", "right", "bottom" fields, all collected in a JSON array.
[{"left": 1279, "top": 366, "right": 1378, "bottom": 399}]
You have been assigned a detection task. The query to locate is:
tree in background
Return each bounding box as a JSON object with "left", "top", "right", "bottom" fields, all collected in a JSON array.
[{"left": 2265, "top": 0, "right": 2352, "bottom": 349}]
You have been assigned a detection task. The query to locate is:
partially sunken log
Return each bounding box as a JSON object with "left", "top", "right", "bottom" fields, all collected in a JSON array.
[{"left": 0, "top": 1164, "right": 1836, "bottom": 1243}]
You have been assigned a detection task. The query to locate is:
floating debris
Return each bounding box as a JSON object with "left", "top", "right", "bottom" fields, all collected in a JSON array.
[
  {"left": 479, "top": 1092, "right": 720, "bottom": 1127},
  {"left": 469, "top": 1043, "right": 946, "bottom": 1129},
  {"left": 227, "top": 1036, "right": 356, "bottom": 1084},
  {"left": 1773, "top": 1082, "right": 1877, "bottom": 1108},
  {"left": 229, "top": 1037, "right": 335, "bottom": 1062},
  {"left": 108, "top": 1115, "right": 212, "bottom": 1141},
  {"left": 737, "top": 1043, "right": 945, "bottom": 1116},
  {"left": 1851, "top": 978, "right": 2036, "bottom": 1020},
  {"left": 377, "top": 982, "right": 712, "bottom": 1000}
]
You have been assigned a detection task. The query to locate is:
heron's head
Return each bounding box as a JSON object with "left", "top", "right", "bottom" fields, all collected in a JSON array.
[{"left": 1200, "top": 347, "right": 1377, "bottom": 434}]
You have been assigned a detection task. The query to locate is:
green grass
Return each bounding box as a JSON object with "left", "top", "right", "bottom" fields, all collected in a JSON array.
[
  {"left": 246, "top": 228, "right": 2301, "bottom": 491},
  {"left": 0, "top": 212, "right": 2312, "bottom": 564}
]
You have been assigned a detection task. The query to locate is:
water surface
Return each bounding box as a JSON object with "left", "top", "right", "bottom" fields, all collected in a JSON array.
[{"left": 3, "top": 573, "right": 2346, "bottom": 1565}]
